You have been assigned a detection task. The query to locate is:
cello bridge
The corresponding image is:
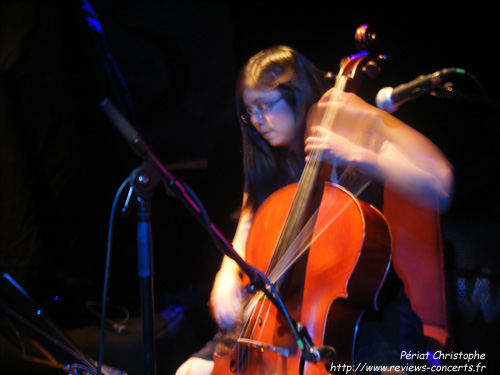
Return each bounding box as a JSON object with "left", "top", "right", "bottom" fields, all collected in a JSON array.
[{"left": 237, "top": 338, "right": 290, "bottom": 357}]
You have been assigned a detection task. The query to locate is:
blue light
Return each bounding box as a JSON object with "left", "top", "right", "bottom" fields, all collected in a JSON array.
[
  {"left": 36, "top": 309, "right": 42, "bottom": 316},
  {"left": 427, "top": 350, "right": 440, "bottom": 366}
]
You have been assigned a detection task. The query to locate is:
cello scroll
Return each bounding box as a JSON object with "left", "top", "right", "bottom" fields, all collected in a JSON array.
[{"left": 326, "top": 24, "right": 390, "bottom": 92}]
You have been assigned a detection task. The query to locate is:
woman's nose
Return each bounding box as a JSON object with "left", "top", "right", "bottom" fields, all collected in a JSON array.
[{"left": 251, "top": 113, "right": 265, "bottom": 127}]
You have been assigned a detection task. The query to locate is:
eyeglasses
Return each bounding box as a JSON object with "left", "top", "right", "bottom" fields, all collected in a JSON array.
[{"left": 240, "top": 96, "right": 284, "bottom": 124}]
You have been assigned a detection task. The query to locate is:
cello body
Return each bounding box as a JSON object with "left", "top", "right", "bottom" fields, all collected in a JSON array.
[{"left": 212, "top": 182, "right": 391, "bottom": 374}]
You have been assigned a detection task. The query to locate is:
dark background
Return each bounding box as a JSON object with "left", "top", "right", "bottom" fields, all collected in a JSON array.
[{"left": 1, "top": 1, "right": 499, "bottom": 374}]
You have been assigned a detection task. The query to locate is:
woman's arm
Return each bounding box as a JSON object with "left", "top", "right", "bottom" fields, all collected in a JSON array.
[
  {"left": 305, "top": 90, "right": 454, "bottom": 211},
  {"left": 209, "top": 194, "right": 253, "bottom": 330}
]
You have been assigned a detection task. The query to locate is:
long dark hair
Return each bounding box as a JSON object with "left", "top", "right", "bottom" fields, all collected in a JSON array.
[{"left": 236, "top": 45, "right": 328, "bottom": 213}]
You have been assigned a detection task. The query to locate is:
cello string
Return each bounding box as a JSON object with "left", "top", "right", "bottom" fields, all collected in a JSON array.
[
  {"left": 268, "top": 177, "right": 372, "bottom": 284},
  {"left": 238, "top": 295, "right": 257, "bottom": 373},
  {"left": 237, "top": 289, "right": 273, "bottom": 370},
  {"left": 267, "top": 196, "right": 341, "bottom": 283},
  {"left": 266, "top": 77, "right": 348, "bottom": 270},
  {"left": 268, "top": 75, "right": 368, "bottom": 282},
  {"left": 267, "top": 73, "right": 391, "bottom": 282}
]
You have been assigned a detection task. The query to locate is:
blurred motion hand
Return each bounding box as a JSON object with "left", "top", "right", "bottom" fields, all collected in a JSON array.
[{"left": 210, "top": 266, "right": 245, "bottom": 331}]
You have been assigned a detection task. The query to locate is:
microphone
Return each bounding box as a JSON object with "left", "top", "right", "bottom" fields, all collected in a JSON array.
[
  {"left": 375, "top": 67, "right": 465, "bottom": 112},
  {"left": 98, "top": 98, "right": 151, "bottom": 159}
]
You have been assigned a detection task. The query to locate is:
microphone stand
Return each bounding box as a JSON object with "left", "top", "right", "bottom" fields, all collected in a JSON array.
[
  {"left": 98, "top": 99, "right": 335, "bottom": 374},
  {"left": 135, "top": 193, "right": 155, "bottom": 375}
]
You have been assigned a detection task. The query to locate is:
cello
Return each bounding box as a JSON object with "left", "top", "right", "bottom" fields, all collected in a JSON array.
[{"left": 212, "top": 25, "right": 392, "bottom": 375}]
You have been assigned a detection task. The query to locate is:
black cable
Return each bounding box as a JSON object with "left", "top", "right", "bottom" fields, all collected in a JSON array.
[{"left": 96, "top": 178, "right": 130, "bottom": 375}]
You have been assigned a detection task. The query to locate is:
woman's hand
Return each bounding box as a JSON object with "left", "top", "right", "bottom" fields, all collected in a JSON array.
[
  {"left": 305, "top": 90, "right": 382, "bottom": 168},
  {"left": 210, "top": 204, "right": 252, "bottom": 331},
  {"left": 210, "top": 264, "right": 245, "bottom": 331},
  {"left": 305, "top": 126, "right": 363, "bottom": 168}
]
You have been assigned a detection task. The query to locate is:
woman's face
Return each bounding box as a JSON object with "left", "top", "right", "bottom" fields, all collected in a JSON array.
[{"left": 242, "top": 87, "right": 299, "bottom": 149}]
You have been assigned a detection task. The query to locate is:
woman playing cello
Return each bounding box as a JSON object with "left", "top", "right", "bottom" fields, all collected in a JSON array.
[{"left": 176, "top": 45, "right": 453, "bottom": 374}]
